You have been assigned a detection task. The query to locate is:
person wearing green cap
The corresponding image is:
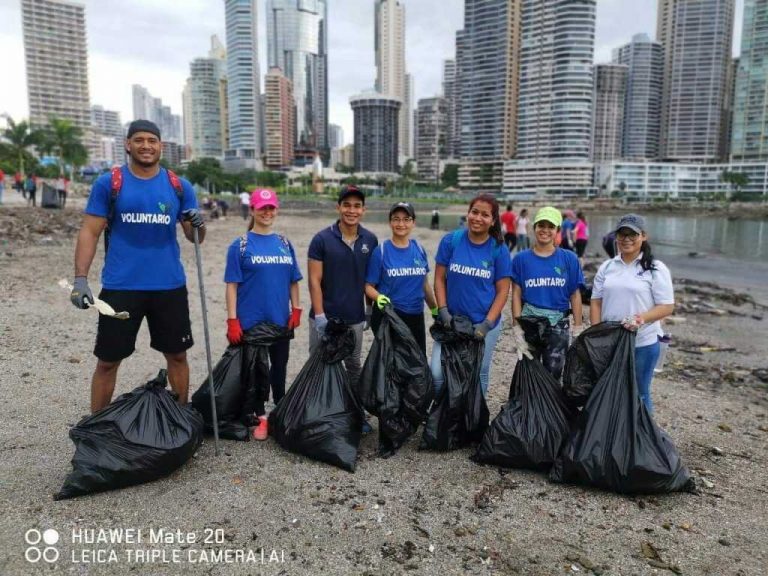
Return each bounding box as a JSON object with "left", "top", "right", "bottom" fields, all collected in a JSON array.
[{"left": 510, "top": 206, "right": 585, "bottom": 380}]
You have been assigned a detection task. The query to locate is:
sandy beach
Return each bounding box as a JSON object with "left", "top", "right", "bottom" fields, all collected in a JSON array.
[{"left": 0, "top": 199, "right": 767, "bottom": 575}]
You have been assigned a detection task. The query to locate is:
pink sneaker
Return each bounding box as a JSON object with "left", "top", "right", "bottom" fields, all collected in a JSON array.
[{"left": 252, "top": 417, "right": 268, "bottom": 441}]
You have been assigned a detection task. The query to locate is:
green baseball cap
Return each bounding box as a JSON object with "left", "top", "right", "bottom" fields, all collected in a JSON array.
[{"left": 533, "top": 206, "right": 562, "bottom": 227}]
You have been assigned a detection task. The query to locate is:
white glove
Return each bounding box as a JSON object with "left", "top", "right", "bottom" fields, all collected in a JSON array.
[
  {"left": 571, "top": 324, "right": 586, "bottom": 339},
  {"left": 512, "top": 324, "right": 533, "bottom": 361},
  {"left": 621, "top": 314, "right": 644, "bottom": 332}
]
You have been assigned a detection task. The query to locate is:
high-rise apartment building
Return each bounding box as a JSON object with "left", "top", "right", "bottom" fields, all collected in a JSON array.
[
  {"left": 267, "top": 0, "right": 328, "bottom": 159},
  {"left": 264, "top": 67, "right": 295, "bottom": 169},
  {"left": 90, "top": 105, "right": 123, "bottom": 141},
  {"left": 88, "top": 105, "right": 122, "bottom": 165},
  {"left": 225, "top": 0, "right": 261, "bottom": 168},
  {"left": 351, "top": 92, "right": 400, "bottom": 173},
  {"left": 592, "top": 64, "right": 628, "bottom": 163},
  {"left": 732, "top": 0, "right": 768, "bottom": 161},
  {"left": 657, "top": 0, "right": 734, "bottom": 161},
  {"left": 375, "top": 0, "right": 411, "bottom": 158},
  {"left": 442, "top": 59, "right": 459, "bottom": 159},
  {"left": 415, "top": 97, "right": 448, "bottom": 181},
  {"left": 21, "top": 0, "right": 90, "bottom": 130},
  {"left": 329, "top": 124, "right": 344, "bottom": 149},
  {"left": 613, "top": 33, "right": 663, "bottom": 160},
  {"left": 131, "top": 85, "right": 182, "bottom": 142},
  {"left": 515, "top": 0, "right": 595, "bottom": 161},
  {"left": 182, "top": 36, "right": 229, "bottom": 160}
]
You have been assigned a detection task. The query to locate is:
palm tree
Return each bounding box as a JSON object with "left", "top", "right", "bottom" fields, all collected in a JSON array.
[
  {"left": 41, "top": 117, "right": 88, "bottom": 178},
  {"left": 1, "top": 116, "right": 42, "bottom": 175}
]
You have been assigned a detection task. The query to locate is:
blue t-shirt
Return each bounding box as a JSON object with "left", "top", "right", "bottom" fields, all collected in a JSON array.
[
  {"left": 561, "top": 219, "right": 575, "bottom": 244},
  {"left": 308, "top": 222, "right": 378, "bottom": 324},
  {"left": 85, "top": 166, "right": 198, "bottom": 290},
  {"left": 224, "top": 232, "right": 303, "bottom": 329},
  {"left": 511, "top": 248, "right": 585, "bottom": 312},
  {"left": 365, "top": 240, "right": 430, "bottom": 315},
  {"left": 435, "top": 231, "right": 513, "bottom": 325}
]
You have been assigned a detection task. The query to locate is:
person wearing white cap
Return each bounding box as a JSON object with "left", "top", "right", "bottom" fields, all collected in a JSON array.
[
  {"left": 589, "top": 214, "right": 675, "bottom": 414},
  {"left": 224, "top": 188, "right": 303, "bottom": 440}
]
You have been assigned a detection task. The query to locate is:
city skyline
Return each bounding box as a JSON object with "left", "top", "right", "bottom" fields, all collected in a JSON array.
[{"left": 0, "top": 1, "right": 747, "bottom": 142}]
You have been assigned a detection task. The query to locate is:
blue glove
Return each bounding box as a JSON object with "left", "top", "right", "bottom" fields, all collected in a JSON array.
[
  {"left": 182, "top": 208, "right": 205, "bottom": 228},
  {"left": 314, "top": 313, "right": 328, "bottom": 335}
]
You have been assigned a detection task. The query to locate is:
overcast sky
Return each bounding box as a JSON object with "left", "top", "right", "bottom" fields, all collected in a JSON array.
[{"left": 0, "top": 0, "right": 744, "bottom": 142}]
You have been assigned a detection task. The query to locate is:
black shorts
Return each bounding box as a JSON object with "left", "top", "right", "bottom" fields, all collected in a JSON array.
[{"left": 94, "top": 286, "right": 193, "bottom": 362}]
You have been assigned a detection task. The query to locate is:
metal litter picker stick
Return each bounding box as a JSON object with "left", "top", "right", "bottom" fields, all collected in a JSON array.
[{"left": 193, "top": 226, "right": 220, "bottom": 456}]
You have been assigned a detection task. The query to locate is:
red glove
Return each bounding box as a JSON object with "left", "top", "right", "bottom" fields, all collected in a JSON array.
[
  {"left": 288, "top": 307, "right": 302, "bottom": 330},
  {"left": 226, "top": 318, "right": 243, "bottom": 344}
]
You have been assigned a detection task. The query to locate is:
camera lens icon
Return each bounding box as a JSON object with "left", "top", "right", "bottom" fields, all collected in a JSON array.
[{"left": 25, "top": 529, "right": 59, "bottom": 563}]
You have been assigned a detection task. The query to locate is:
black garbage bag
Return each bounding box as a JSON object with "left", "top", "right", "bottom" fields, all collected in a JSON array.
[
  {"left": 474, "top": 356, "right": 573, "bottom": 470},
  {"left": 516, "top": 315, "right": 551, "bottom": 361},
  {"left": 562, "top": 321, "right": 624, "bottom": 408},
  {"left": 56, "top": 370, "right": 203, "bottom": 500},
  {"left": 358, "top": 306, "right": 433, "bottom": 455},
  {"left": 550, "top": 325, "right": 695, "bottom": 494},
  {"left": 269, "top": 319, "right": 364, "bottom": 472},
  {"left": 421, "top": 316, "right": 488, "bottom": 451},
  {"left": 192, "top": 323, "right": 292, "bottom": 440}
]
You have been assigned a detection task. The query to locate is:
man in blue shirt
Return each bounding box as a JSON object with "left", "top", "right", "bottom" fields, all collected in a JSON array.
[
  {"left": 69, "top": 119, "right": 205, "bottom": 412},
  {"left": 307, "top": 185, "right": 378, "bottom": 388}
]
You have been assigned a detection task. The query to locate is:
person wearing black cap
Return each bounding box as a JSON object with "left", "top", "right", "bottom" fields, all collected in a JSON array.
[
  {"left": 69, "top": 119, "right": 206, "bottom": 412},
  {"left": 364, "top": 202, "right": 437, "bottom": 354},
  {"left": 307, "top": 185, "right": 378, "bottom": 390},
  {"left": 590, "top": 214, "right": 674, "bottom": 414}
]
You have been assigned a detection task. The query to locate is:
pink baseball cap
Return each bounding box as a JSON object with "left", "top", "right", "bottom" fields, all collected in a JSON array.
[{"left": 250, "top": 188, "right": 279, "bottom": 210}]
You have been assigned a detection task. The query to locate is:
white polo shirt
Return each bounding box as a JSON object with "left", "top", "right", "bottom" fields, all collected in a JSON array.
[{"left": 591, "top": 254, "right": 674, "bottom": 347}]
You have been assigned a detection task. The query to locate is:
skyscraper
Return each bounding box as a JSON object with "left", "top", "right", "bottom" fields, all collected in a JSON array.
[
  {"left": 21, "top": 0, "right": 90, "bottom": 130},
  {"left": 732, "top": 0, "right": 768, "bottom": 161},
  {"left": 442, "top": 59, "right": 458, "bottom": 159},
  {"left": 515, "top": 0, "right": 595, "bottom": 161},
  {"left": 267, "top": 0, "right": 328, "bottom": 160},
  {"left": 459, "top": 0, "right": 520, "bottom": 161},
  {"left": 374, "top": 0, "right": 411, "bottom": 158},
  {"left": 613, "top": 33, "right": 663, "bottom": 160},
  {"left": 351, "top": 92, "right": 400, "bottom": 173},
  {"left": 329, "top": 124, "right": 344, "bottom": 149},
  {"left": 131, "top": 86, "right": 182, "bottom": 142},
  {"left": 415, "top": 97, "right": 448, "bottom": 181},
  {"left": 592, "top": 64, "right": 628, "bottom": 163},
  {"left": 657, "top": 0, "right": 734, "bottom": 161},
  {"left": 264, "top": 67, "right": 295, "bottom": 169},
  {"left": 225, "top": 0, "right": 261, "bottom": 168},
  {"left": 183, "top": 36, "right": 228, "bottom": 160}
]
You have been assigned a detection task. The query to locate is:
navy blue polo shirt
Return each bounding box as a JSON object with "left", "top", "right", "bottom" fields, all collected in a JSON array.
[{"left": 308, "top": 221, "right": 378, "bottom": 324}]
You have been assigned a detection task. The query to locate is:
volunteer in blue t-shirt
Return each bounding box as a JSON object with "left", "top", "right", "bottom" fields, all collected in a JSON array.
[
  {"left": 590, "top": 214, "right": 675, "bottom": 413},
  {"left": 365, "top": 202, "right": 438, "bottom": 354},
  {"left": 70, "top": 119, "right": 205, "bottom": 413},
  {"left": 433, "top": 194, "right": 513, "bottom": 397},
  {"left": 510, "top": 206, "right": 585, "bottom": 381},
  {"left": 224, "top": 189, "right": 302, "bottom": 440}
]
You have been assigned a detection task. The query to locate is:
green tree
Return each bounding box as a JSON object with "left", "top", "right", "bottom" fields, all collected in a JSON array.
[
  {"left": 441, "top": 164, "right": 459, "bottom": 188},
  {"left": 1, "top": 116, "right": 43, "bottom": 174},
  {"left": 181, "top": 157, "right": 225, "bottom": 189},
  {"left": 40, "top": 117, "right": 88, "bottom": 178},
  {"left": 721, "top": 170, "right": 749, "bottom": 199}
]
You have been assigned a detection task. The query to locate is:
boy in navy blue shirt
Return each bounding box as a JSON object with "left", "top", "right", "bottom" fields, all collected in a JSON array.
[{"left": 307, "top": 186, "right": 378, "bottom": 389}]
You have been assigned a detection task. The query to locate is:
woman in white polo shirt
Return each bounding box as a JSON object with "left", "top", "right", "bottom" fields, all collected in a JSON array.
[{"left": 589, "top": 214, "right": 674, "bottom": 413}]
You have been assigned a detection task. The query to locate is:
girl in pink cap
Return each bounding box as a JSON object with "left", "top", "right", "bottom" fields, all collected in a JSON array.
[{"left": 223, "top": 189, "right": 303, "bottom": 440}]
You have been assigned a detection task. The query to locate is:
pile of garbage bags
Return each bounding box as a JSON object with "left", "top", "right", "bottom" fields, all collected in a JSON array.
[
  {"left": 421, "top": 316, "right": 489, "bottom": 451},
  {"left": 56, "top": 370, "right": 203, "bottom": 500},
  {"left": 269, "top": 319, "right": 364, "bottom": 472},
  {"left": 358, "top": 306, "right": 433, "bottom": 456},
  {"left": 192, "top": 323, "right": 292, "bottom": 440}
]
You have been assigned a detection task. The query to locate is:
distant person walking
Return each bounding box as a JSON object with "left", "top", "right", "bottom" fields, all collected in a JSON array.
[
  {"left": 515, "top": 208, "right": 530, "bottom": 251},
  {"left": 430, "top": 207, "right": 440, "bottom": 230},
  {"left": 239, "top": 190, "right": 250, "bottom": 220},
  {"left": 14, "top": 171, "right": 24, "bottom": 198},
  {"left": 500, "top": 203, "right": 518, "bottom": 252},
  {"left": 25, "top": 174, "right": 37, "bottom": 207},
  {"left": 0, "top": 168, "right": 5, "bottom": 205},
  {"left": 574, "top": 211, "right": 589, "bottom": 264},
  {"left": 57, "top": 176, "right": 68, "bottom": 208},
  {"left": 590, "top": 214, "right": 675, "bottom": 413},
  {"left": 560, "top": 210, "right": 576, "bottom": 251}
]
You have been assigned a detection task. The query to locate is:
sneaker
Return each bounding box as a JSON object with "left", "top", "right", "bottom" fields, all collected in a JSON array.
[{"left": 252, "top": 417, "right": 268, "bottom": 441}]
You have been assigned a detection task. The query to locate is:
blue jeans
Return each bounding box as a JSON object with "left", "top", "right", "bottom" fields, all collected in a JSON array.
[
  {"left": 635, "top": 341, "right": 660, "bottom": 413},
  {"left": 430, "top": 318, "right": 503, "bottom": 397}
]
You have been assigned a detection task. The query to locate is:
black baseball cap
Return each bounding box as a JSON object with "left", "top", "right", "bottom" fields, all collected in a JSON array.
[
  {"left": 389, "top": 201, "right": 415, "bottom": 219},
  {"left": 127, "top": 119, "right": 161, "bottom": 140},
  {"left": 338, "top": 185, "right": 365, "bottom": 204},
  {"left": 614, "top": 213, "right": 646, "bottom": 234}
]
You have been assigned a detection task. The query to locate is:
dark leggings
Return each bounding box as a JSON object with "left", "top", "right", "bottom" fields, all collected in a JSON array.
[
  {"left": 254, "top": 339, "right": 290, "bottom": 416},
  {"left": 370, "top": 306, "right": 427, "bottom": 355}
]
